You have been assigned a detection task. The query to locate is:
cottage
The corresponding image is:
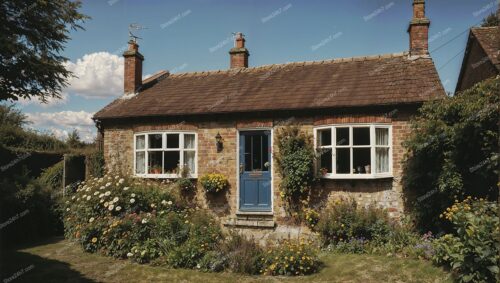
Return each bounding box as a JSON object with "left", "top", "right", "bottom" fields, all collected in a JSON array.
[
  {"left": 455, "top": 25, "right": 499, "bottom": 93},
  {"left": 94, "top": 0, "right": 445, "bottom": 239}
]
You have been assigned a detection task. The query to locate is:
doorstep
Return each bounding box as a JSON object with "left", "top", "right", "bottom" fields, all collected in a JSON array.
[{"left": 223, "top": 213, "right": 275, "bottom": 228}]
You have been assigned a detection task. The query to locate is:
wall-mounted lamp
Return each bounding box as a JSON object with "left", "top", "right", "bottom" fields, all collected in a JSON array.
[{"left": 215, "top": 132, "right": 223, "bottom": 152}]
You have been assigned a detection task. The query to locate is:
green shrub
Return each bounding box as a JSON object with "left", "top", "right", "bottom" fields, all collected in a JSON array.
[
  {"left": 433, "top": 198, "right": 499, "bottom": 282},
  {"left": 274, "top": 126, "right": 315, "bottom": 202},
  {"left": 0, "top": 165, "right": 63, "bottom": 247},
  {"left": 218, "top": 234, "right": 264, "bottom": 274},
  {"left": 199, "top": 173, "right": 228, "bottom": 193},
  {"left": 261, "top": 239, "right": 320, "bottom": 276},
  {"left": 403, "top": 77, "right": 499, "bottom": 232},
  {"left": 85, "top": 150, "right": 104, "bottom": 178},
  {"left": 38, "top": 161, "right": 64, "bottom": 190},
  {"left": 315, "top": 198, "right": 392, "bottom": 246}
]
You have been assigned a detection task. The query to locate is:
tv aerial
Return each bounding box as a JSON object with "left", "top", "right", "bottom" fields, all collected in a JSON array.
[{"left": 128, "top": 23, "right": 148, "bottom": 43}]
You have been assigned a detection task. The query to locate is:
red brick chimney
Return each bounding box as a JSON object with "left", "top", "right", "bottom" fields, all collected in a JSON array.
[
  {"left": 408, "top": 0, "right": 430, "bottom": 57},
  {"left": 229, "top": 32, "right": 249, "bottom": 68},
  {"left": 123, "top": 40, "right": 144, "bottom": 95}
]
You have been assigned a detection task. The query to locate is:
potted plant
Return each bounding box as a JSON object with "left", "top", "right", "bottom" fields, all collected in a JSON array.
[
  {"left": 149, "top": 165, "right": 162, "bottom": 174},
  {"left": 199, "top": 173, "right": 228, "bottom": 193}
]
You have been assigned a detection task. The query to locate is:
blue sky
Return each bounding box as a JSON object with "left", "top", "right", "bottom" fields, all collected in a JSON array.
[{"left": 17, "top": 0, "right": 499, "bottom": 142}]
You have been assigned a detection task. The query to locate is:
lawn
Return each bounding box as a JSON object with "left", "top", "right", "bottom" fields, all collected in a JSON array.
[{"left": 0, "top": 237, "right": 452, "bottom": 283}]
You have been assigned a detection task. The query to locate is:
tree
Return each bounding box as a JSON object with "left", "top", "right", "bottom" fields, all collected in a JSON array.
[
  {"left": 0, "top": 0, "right": 88, "bottom": 102},
  {"left": 402, "top": 77, "right": 499, "bottom": 233},
  {"left": 481, "top": 12, "right": 499, "bottom": 27},
  {"left": 66, "top": 129, "right": 83, "bottom": 148}
]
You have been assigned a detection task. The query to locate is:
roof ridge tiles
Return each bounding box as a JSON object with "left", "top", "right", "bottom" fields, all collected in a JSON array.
[{"left": 168, "top": 52, "right": 409, "bottom": 78}]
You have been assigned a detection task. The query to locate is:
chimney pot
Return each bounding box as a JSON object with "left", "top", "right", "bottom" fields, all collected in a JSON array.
[
  {"left": 229, "top": 32, "right": 249, "bottom": 68},
  {"left": 123, "top": 40, "right": 144, "bottom": 95}
]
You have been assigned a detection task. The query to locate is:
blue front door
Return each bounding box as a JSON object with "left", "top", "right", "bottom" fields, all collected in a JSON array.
[{"left": 239, "top": 130, "right": 272, "bottom": 211}]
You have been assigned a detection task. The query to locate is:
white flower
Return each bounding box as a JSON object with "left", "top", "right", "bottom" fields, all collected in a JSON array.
[
  {"left": 94, "top": 192, "right": 99, "bottom": 196},
  {"left": 123, "top": 187, "right": 129, "bottom": 191},
  {"left": 119, "top": 178, "right": 125, "bottom": 184},
  {"left": 105, "top": 182, "right": 111, "bottom": 187},
  {"left": 66, "top": 208, "right": 70, "bottom": 211},
  {"left": 82, "top": 194, "right": 87, "bottom": 199},
  {"left": 108, "top": 204, "right": 114, "bottom": 211},
  {"left": 65, "top": 200, "right": 70, "bottom": 204},
  {"left": 85, "top": 188, "right": 90, "bottom": 192},
  {"left": 140, "top": 250, "right": 146, "bottom": 256},
  {"left": 100, "top": 186, "right": 105, "bottom": 190},
  {"left": 105, "top": 191, "right": 111, "bottom": 196},
  {"left": 127, "top": 252, "right": 133, "bottom": 257},
  {"left": 99, "top": 194, "right": 105, "bottom": 198},
  {"left": 131, "top": 193, "right": 136, "bottom": 198},
  {"left": 104, "top": 202, "right": 109, "bottom": 207},
  {"left": 94, "top": 177, "right": 98, "bottom": 181},
  {"left": 71, "top": 196, "right": 76, "bottom": 200},
  {"left": 86, "top": 196, "right": 91, "bottom": 201},
  {"left": 150, "top": 204, "right": 156, "bottom": 208},
  {"left": 100, "top": 199, "right": 104, "bottom": 203},
  {"left": 89, "top": 217, "right": 95, "bottom": 223},
  {"left": 130, "top": 198, "right": 135, "bottom": 204},
  {"left": 197, "top": 264, "right": 201, "bottom": 269},
  {"left": 113, "top": 197, "right": 119, "bottom": 203},
  {"left": 141, "top": 218, "right": 148, "bottom": 224},
  {"left": 76, "top": 198, "right": 80, "bottom": 201},
  {"left": 161, "top": 200, "right": 166, "bottom": 205},
  {"left": 115, "top": 175, "right": 119, "bottom": 179},
  {"left": 167, "top": 201, "right": 173, "bottom": 205},
  {"left": 115, "top": 206, "right": 122, "bottom": 211}
]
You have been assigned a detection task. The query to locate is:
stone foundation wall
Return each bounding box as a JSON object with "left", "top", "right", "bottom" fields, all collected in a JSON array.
[{"left": 102, "top": 110, "right": 413, "bottom": 239}]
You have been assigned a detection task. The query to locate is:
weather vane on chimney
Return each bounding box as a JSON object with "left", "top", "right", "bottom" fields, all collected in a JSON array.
[{"left": 128, "top": 23, "right": 147, "bottom": 43}]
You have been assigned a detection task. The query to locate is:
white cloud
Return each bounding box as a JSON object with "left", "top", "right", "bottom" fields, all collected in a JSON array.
[
  {"left": 17, "top": 92, "right": 69, "bottom": 108},
  {"left": 26, "top": 110, "right": 96, "bottom": 143},
  {"left": 64, "top": 52, "right": 123, "bottom": 99}
]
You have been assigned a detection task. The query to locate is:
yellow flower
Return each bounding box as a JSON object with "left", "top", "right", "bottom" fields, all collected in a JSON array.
[{"left": 91, "top": 237, "right": 98, "bottom": 243}]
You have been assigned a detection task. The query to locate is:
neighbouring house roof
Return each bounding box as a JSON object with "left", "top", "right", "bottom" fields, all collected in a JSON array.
[
  {"left": 94, "top": 52, "right": 445, "bottom": 120},
  {"left": 455, "top": 26, "right": 500, "bottom": 93},
  {"left": 471, "top": 27, "right": 500, "bottom": 71}
]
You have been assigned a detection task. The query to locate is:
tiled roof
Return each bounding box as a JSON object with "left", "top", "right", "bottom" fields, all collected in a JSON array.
[
  {"left": 94, "top": 52, "right": 445, "bottom": 120},
  {"left": 471, "top": 27, "right": 500, "bottom": 71}
]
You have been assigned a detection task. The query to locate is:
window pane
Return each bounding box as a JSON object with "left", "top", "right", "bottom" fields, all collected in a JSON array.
[
  {"left": 376, "top": 148, "right": 389, "bottom": 173},
  {"left": 336, "top": 148, "right": 350, "bottom": 174},
  {"left": 164, "top": 151, "right": 180, "bottom": 173},
  {"left": 353, "top": 127, "right": 370, "bottom": 145},
  {"left": 183, "top": 151, "right": 195, "bottom": 174},
  {"left": 135, "top": 152, "right": 145, "bottom": 174},
  {"left": 148, "top": 134, "right": 162, "bottom": 149},
  {"left": 184, "top": 134, "right": 195, "bottom": 149},
  {"left": 244, "top": 135, "right": 251, "bottom": 171},
  {"left": 262, "top": 134, "right": 269, "bottom": 171},
  {"left": 319, "top": 148, "right": 332, "bottom": 174},
  {"left": 136, "top": 135, "right": 145, "bottom": 150},
  {"left": 252, "top": 135, "right": 263, "bottom": 170},
  {"left": 317, "top": 129, "right": 331, "bottom": 146},
  {"left": 148, "top": 151, "right": 163, "bottom": 174},
  {"left": 336, "top": 127, "right": 349, "bottom": 146},
  {"left": 167, "top": 134, "right": 180, "bottom": 148},
  {"left": 353, "top": 148, "right": 371, "bottom": 174},
  {"left": 376, "top": 128, "right": 389, "bottom": 146}
]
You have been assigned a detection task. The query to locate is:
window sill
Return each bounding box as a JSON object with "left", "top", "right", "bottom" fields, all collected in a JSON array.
[
  {"left": 134, "top": 174, "right": 198, "bottom": 179},
  {"left": 319, "top": 174, "right": 393, "bottom": 180}
]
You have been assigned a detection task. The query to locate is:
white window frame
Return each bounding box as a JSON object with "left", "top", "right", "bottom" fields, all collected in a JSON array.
[
  {"left": 314, "top": 124, "right": 392, "bottom": 179},
  {"left": 133, "top": 131, "right": 197, "bottom": 179}
]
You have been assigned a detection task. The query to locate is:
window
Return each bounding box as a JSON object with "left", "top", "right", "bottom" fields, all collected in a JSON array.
[
  {"left": 134, "top": 132, "right": 197, "bottom": 178},
  {"left": 314, "top": 125, "right": 391, "bottom": 179}
]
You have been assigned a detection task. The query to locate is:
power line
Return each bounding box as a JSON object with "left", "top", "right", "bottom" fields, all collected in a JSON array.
[
  {"left": 438, "top": 47, "right": 466, "bottom": 71},
  {"left": 429, "top": 19, "right": 483, "bottom": 54}
]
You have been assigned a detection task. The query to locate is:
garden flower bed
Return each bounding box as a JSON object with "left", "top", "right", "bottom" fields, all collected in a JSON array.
[{"left": 62, "top": 173, "right": 320, "bottom": 276}]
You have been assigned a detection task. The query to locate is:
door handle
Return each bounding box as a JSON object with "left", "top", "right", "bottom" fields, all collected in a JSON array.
[{"left": 239, "top": 163, "right": 244, "bottom": 174}]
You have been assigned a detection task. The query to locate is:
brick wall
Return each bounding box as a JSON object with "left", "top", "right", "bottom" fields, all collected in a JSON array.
[{"left": 102, "top": 110, "right": 414, "bottom": 231}]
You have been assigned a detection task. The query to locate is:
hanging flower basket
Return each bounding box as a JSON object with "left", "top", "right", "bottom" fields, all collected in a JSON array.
[{"left": 199, "top": 173, "right": 228, "bottom": 193}]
